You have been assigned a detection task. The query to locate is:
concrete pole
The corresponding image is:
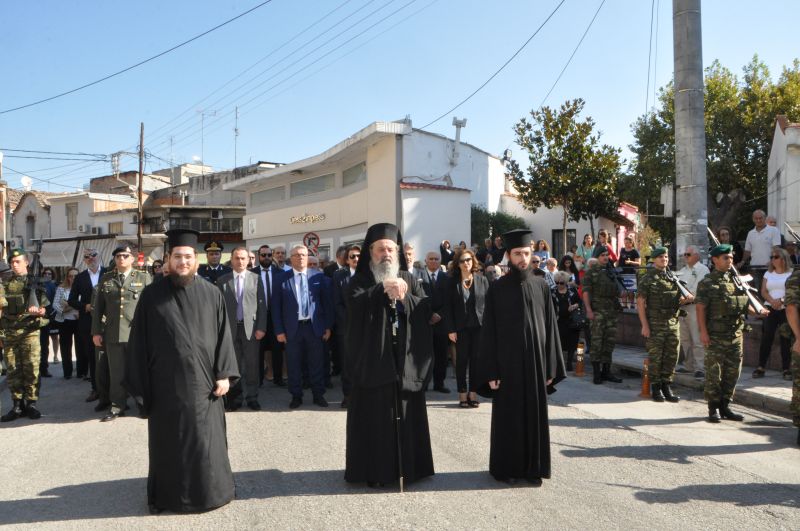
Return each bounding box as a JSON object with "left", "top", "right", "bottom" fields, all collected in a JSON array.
[{"left": 673, "top": 0, "right": 709, "bottom": 264}]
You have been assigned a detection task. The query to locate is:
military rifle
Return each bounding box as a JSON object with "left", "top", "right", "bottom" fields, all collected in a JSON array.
[
  {"left": 706, "top": 227, "right": 767, "bottom": 314},
  {"left": 25, "top": 239, "right": 44, "bottom": 311},
  {"left": 785, "top": 222, "right": 800, "bottom": 244},
  {"left": 664, "top": 267, "right": 693, "bottom": 299}
]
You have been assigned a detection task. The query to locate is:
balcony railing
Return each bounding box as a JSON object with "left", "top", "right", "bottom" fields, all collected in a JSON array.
[{"left": 168, "top": 218, "right": 243, "bottom": 233}]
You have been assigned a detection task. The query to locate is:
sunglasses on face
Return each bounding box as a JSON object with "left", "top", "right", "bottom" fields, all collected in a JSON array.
[
  {"left": 459, "top": 258, "right": 473, "bottom": 263},
  {"left": 115, "top": 254, "right": 131, "bottom": 259},
  {"left": 531, "top": 260, "right": 541, "bottom": 263},
  {"left": 84, "top": 253, "right": 98, "bottom": 259},
  {"left": 771, "top": 255, "right": 782, "bottom": 260},
  {"left": 683, "top": 253, "right": 692, "bottom": 257},
  {"left": 556, "top": 281, "right": 566, "bottom": 285},
  {"left": 348, "top": 254, "right": 360, "bottom": 259},
  {"left": 260, "top": 253, "right": 272, "bottom": 257}
]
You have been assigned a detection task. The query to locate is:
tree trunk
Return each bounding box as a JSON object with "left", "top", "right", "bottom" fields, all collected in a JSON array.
[
  {"left": 589, "top": 217, "right": 595, "bottom": 241},
  {"left": 562, "top": 206, "right": 568, "bottom": 258},
  {"left": 708, "top": 189, "right": 746, "bottom": 232}
]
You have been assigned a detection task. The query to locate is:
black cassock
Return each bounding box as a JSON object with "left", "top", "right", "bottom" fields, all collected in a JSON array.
[
  {"left": 344, "top": 270, "right": 434, "bottom": 484},
  {"left": 477, "top": 272, "right": 566, "bottom": 481},
  {"left": 124, "top": 277, "right": 240, "bottom": 512}
]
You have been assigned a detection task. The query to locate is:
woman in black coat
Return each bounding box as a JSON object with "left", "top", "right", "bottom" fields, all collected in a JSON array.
[
  {"left": 551, "top": 270, "right": 582, "bottom": 371},
  {"left": 444, "top": 248, "right": 489, "bottom": 408}
]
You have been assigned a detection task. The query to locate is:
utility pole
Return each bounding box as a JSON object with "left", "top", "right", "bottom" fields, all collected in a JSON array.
[
  {"left": 672, "top": 0, "right": 708, "bottom": 262},
  {"left": 234, "top": 106, "right": 240, "bottom": 169},
  {"left": 197, "top": 109, "right": 217, "bottom": 176},
  {"left": 138, "top": 122, "right": 144, "bottom": 254}
]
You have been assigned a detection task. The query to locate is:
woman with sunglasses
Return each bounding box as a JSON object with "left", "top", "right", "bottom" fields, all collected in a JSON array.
[
  {"left": 551, "top": 271, "right": 582, "bottom": 371},
  {"left": 444, "top": 248, "right": 489, "bottom": 408},
  {"left": 53, "top": 268, "right": 80, "bottom": 379},
  {"left": 753, "top": 246, "right": 793, "bottom": 380}
]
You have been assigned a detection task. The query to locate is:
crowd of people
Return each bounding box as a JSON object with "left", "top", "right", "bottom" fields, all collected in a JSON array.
[{"left": 0, "top": 209, "right": 798, "bottom": 514}]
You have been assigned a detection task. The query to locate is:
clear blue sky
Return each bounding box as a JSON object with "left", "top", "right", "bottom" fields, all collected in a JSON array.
[{"left": 1, "top": 0, "right": 798, "bottom": 192}]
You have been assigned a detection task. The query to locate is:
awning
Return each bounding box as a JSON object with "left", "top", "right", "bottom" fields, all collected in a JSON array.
[
  {"left": 117, "top": 233, "right": 167, "bottom": 263},
  {"left": 39, "top": 240, "right": 78, "bottom": 267}
]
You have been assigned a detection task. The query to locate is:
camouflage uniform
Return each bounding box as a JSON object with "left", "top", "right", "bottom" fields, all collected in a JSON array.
[
  {"left": 583, "top": 263, "right": 620, "bottom": 363},
  {"left": 695, "top": 269, "right": 749, "bottom": 404},
  {"left": 1, "top": 274, "right": 49, "bottom": 404},
  {"left": 782, "top": 269, "right": 799, "bottom": 430},
  {"left": 638, "top": 267, "right": 683, "bottom": 385},
  {"left": 91, "top": 268, "right": 151, "bottom": 415}
]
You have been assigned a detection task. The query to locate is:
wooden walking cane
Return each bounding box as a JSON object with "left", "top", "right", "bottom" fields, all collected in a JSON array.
[{"left": 389, "top": 297, "right": 404, "bottom": 493}]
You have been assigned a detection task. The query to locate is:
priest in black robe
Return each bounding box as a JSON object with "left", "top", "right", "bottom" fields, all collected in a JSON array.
[
  {"left": 344, "top": 223, "right": 434, "bottom": 488},
  {"left": 124, "top": 229, "right": 240, "bottom": 513},
  {"left": 477, "top": 229, "right": 566, "bottom": 485}
]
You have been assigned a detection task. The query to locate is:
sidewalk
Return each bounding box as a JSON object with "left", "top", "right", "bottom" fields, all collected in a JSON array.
[{"left": 611, "top": 344, "right": 794, "bottom": 417}]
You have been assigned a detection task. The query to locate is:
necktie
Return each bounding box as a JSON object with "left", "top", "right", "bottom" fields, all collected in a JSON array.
[
  {"left": 236, "top": 274, "right": 244, "bottom": 321},
  {"left": 300, "top": 273, "right": 309, "bottom": 317},
  {"left": 118, "top": 272, "right": 125, "bottom": 284}
]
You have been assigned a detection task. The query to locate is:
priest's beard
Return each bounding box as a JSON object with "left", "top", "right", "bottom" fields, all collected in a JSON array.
[
  {"left": 370, "top": 259, "right": 400, "bottom": 283},
  {"left": 169, "top": 266, "right": 198, "bottom": 288},
  {"left": 508, "top": 260, "right": 533, "bottom": 282}
]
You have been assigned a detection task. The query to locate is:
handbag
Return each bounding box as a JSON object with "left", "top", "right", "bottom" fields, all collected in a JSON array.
[{"left": 569, "top": 307, "right": 587, "bottom": 330}]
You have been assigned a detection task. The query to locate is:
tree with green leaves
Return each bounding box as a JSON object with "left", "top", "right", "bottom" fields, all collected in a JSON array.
[
  {"left": 506, "top": 98, "right": 622, "bottom": 253},
  {"left": 470, "top": 204, "right": 527, "bottom": 245},
  {"left": 623, "top": 56, "right": 800, "bottom": 240}
]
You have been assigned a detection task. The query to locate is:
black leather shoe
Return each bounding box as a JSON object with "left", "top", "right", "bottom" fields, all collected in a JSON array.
[
  {"left": 94, "top": 402, "right": 111, "bottom": 412},
  {"left": 719, "top": 399, "right": 744, "bottom": 421},
  {"left": 340, "top": 397, "right": 349, "bottom": 409},
  {"left": 651, "top": 384, "right": 665, "bottom": 402},
  {"left": 247, "top": 400, "right": 262, "bottom": 411},
  {"left": 85, "top": 390, "right": 99, "bottom": 403},
  {"left": 313, "top": 397, "right": 329, "bottom": 408},
  {"left": 707, "top": 403, "right": 721, "bottom": 423},
  {"left": 433, "top": 385, "right": 451, "bottom": 393},
  {"left": 41, "top": 371, "right": 52, "bottom": 378},
  {"left": 661, "top": 383, "right": 680, "bottom": 403},
  {"left": 101, "top": 411, "right": 124, "bottom": 422},
  {"left": 1, "top": 400, "right": 24, "bottom": 422},
  {"left": 148, "top": 504, "right": 162, "bottom": 515},
  {"left": 26, "top": 401, "right": 42, "bottom": 420},
  {"left": 289, "top": 397, "right": 302, "bottom": 409}
]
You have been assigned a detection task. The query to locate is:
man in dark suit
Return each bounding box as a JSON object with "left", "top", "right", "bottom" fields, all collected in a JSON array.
[
  {"left": 332, "top": 244, "right": 360, "bottom": 408},
  {"left": 251, "top": 244, "right": 286, "bottom": 387},
  {"left": 273, "top": 244, "right": 334, "bottom": 409},
  {"left": 68, "top": 248, "right": 106, "bottom": 402},
  {"left": 198, "top": 241, "right": 231, "bottom": 284},
  {"left": 323, "top": 245, "right": 347, "bottom": 278},
  {"left": 218, "top": 247, "right": 267, "bottom": 411},
  {"left": 418, "top": 251, "right": 451, "bottom": 393},
  {"left": 404, "top": 242, "right": 425, "bottom": 285}
]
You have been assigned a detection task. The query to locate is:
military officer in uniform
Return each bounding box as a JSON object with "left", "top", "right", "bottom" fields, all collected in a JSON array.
[
  {"left": 91, "top": 245, "right": 152, "bottom": 421},
  {"left": 637, "top": 247, "right": 694, "bottom": 402},
  {"left": 582, "top": 245, "right": 623, "bottom": 384},
  {"left": 198, "top": 241, "right": 231, "bottom": 284},
  {"left": 0, "top": 249, "right": 49, "bottom": 422},
  {"left": 783, "top": 262, "right": 800, "bottom": 446},
  {"left": 696, "top": 244, "right": 769, "bottom": 423}
]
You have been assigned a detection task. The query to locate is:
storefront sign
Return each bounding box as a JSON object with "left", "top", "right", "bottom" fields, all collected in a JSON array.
[{"left": 290, "top": 213, "right": 326, "bottom": 224}]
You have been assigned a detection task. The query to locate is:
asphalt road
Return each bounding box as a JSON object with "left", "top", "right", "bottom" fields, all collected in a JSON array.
[{"left": 1, "top": 366, "right": 798, "bottom": 530}]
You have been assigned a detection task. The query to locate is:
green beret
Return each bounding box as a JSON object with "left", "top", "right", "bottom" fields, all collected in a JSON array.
[
  {"left": 8, "top": 248, "right": 26, "bottom": 260},
  {"left": 710, "top": 244, "right": 733, "bottom": 257},
  {"left": 651, "top": 247, "right": 668, "bottom": 258}
]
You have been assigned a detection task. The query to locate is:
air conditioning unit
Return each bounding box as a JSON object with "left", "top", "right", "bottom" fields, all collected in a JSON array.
[
  {"left": 91, "top": 226, "right": 103, "bottom": 235},
  {"left": 210, "top": 209, "right": 223, "bottom": 220},
  {"left": 77, "top": 224, "right": 89, "bottom": 233}
]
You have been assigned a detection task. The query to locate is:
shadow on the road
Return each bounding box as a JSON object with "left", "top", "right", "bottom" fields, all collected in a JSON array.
[
  {"left": 550, "top": 416, "right": 703, "bottom": 429},
  {"left": 557, "top": 441, "right": 776, "bottom": 464},
  {"left": 612, "top": 482, "right": 800, "bottom": 508}
]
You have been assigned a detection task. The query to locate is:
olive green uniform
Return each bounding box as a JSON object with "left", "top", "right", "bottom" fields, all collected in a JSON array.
[
  {"left": 1, "top": 275, "right": 49, "bottom": 403},
  {"left": 583, "top": 263, "right": 620, "bottom": 363},
  {"left": 637, "top": 268, "right": 683, "bottom": 385},
  {"left": 91, "top": 268, "right": 151, "bottom": 413},
  {"left": 782, "top": 269, "right": 800, "bottom": 429},
  {"left": 695, "top": 270, "right": 749, "bottom": 404}
]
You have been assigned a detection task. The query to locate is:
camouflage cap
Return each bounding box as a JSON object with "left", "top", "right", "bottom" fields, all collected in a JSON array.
[
  {"left": 651, "top": 247, "right": 668, "bottom": 258},
  {"left": 710, "top": 243, "right": 733, "bottom": 257}
]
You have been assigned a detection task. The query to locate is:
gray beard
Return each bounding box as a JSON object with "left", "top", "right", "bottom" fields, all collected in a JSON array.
[{"left": 370, "top": 260, "right": 399, "bottom": 283}]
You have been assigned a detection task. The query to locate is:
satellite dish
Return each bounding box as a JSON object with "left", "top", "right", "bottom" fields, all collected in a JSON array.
[{"left": 20, "top": 175, "right": 33, "bottom": 191}]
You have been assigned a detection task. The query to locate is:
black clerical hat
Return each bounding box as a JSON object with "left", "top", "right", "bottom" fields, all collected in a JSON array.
[
  {"left": 355, "top": 222, "right": 408, "bottom": 274},
  {"left": 166, "top": 229, "right": 200, "bottom": 251},
  {"left": 501, "top": 229, "right": 532, "bottom": 251}
]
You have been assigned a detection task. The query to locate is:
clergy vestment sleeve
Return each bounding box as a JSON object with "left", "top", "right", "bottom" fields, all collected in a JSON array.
[
  {"left": 476, "top": 283, "right": 500, "bottom": 396},
  {"left": 124, "top": 285, "right": 153, "bottom": 414},
  {"left": 213, "top": 287, "right": 240, "bottom": 381}
]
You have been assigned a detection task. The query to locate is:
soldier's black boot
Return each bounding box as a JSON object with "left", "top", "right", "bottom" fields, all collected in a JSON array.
[
  {"left": 25, "top": 401, "right": 42, "bottom": 420},
  {"left": 707, "top": 402, "right": 721, "bottom": 423},
  {"left": 601, "top": 363, "right": 622, "bottom": 383},
  {"left": 1, "top": 400, "right": 24, "bottom": 422},
  {"left": 719, "top": 399, "right": 744, "bottom": 421},
  {"left": 661, "top": 382, "right": 680, "bottom": 403},
  {"left": 651, "top": 383, "right": 665, "bottom": 402},
  {"left": 796, "top": 428, "right": 799, "bottom": 447},
  {"left": 592, "top": 362, "right": 602, "bottom": 384}
]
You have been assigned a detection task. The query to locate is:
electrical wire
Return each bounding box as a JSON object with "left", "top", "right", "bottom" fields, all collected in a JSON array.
[
  {"left": 0, "top": 148, "right": 107, "bottom": 158},
  {"left": 3, "top": 164, "right": 90, "bottom": 191},
  {"left": 0, "top": 0, "right": 275, "bottom": 115},
  {"left": 3, "top": 154, "right": 109, "bottom": 162},
  {"left": 418, "top": 0, "right": 566, "bottom": 131},
  {"left": 645, "top": 0, "right": 655, "bottom": 113}
]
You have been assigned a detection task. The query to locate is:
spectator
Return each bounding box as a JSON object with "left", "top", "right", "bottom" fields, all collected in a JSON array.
[
  {"left": 476, "top": 238, "right": 493, "bottom": 265},
  {"left": 53, "top": 268, "right": 80, "bottom": 380},
  {"left": 40, "top": 267, "right": 58, "bottom": 374},
  {"left": 595, "top": 229, "right": 618, "bottom": 263},
  {"left": 543, "top": 258, "right": 558, "bottom": 289},
  {"left": 307, "top": 255, "right": 322, "bottom": 276},
  {"left": 558, "top": 255, "right": 579, "bottom": 284},
  {"left": 766, "top": 215, "right": 787, "bottom": 247},
  {"left": 248, "top": 250, "right": 257, "bottom": 269},
  {"left": 786, "top": 240, "right": 799, "bottom": 265},
  {"left": 530, "top": 254, "right": 543, "bottom": 274},
  {"left": 753, "top": 246, "right": 792, "bottom": 380},
  {"left": 741, "top": 209, "right": 781, "bottom": 289},
  {"left": 617, "top": 235, "right": 641, "bottom": 308},
  {"left": 552, "top": 271, "right": 582, "bottom": 371},
  {"left": 576, "top": 233, "right": 594, "bottom": 264},
  {"left": 444, "top": 248, "right": 489, "bottom": 409},
  {"left": 458, "top": 241, "right": 468, "bottom": 251},
  {"left": 151, "top": 259, "right": 164, "bottom": 279},
  {"left": 717, "top": 226, "right": 744, "bottom": 265},
  {"left": 324, "top": 246, "right": 347, "bottom": 278},
  {"left": 533, "top": 240, "right": 550, "bottom": 267},
  {"left": 484, "top": 264, "right": 500, "bottom": 282},
  {"left": 490, "top": 235, "right": 506, "bottom": 265},
  {"left": 440, "top": 240, "right": 455, "bottom": 268}
]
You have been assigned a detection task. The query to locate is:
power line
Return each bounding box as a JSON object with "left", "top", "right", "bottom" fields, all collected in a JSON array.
[
  {"left": 0, "top": 148, "right": 107, "bottom": 158},
  {"left": 3, "top": 164, "right": 89, "bottom": 191},
  {"left": 0, "top": 0, "right": 275, "bottom": 115},
  {"left": 645, "top": 0, "right": 655, "bottom": 113},
  {"left": 418, "top": 0, "right": 566, "bottom": 130},
  {"left": 537, "top": 0, "right": 605, "bottom": 109},
  {"left": 3, "top": 154, "right": 109, "bottom": 162}
]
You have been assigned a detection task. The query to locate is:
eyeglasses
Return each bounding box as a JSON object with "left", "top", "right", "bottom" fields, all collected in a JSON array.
[
  {"left": 555, "top": 281, "right": 566, "bottom": 285},
  {"left": 683, "top": 253, "right": 693, "bottom": 257},
  {"left": 115, "top": 253, "right": 131, "bottom": 259},
  {"left": 260, "top": 253, "right": 272, "bottom": 257},
  {"left": 348, "top": 254, "right": 360, "bottom": 259},
  {"left": 83, "top": 253, "right": 98, "bottom": 259},
  {"left": 459, "top": 258, "right": 473, "bottom": 263},
  {"left": 771, "top": 255, "right": 782, "bottom": 260},
  {"left": 531, "top": 260, "right": 541, "bottom": 263}
]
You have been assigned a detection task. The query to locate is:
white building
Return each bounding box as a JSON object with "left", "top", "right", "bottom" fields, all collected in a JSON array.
[
  {"left": 768, "top": 115, "right": 800, "bottom": 233},
  {"left": 225, "top": 120, "right": 506, "bottom": 259}
]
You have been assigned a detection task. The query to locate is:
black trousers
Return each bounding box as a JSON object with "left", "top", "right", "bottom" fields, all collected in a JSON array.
[
  {"left": 39, "top": 327, "right": 50, "bottom": 373},
  {"left": 76, "top": 316, "right": 96, "bottom": 389},
  {"left": 58, "top": 319, "right": 78, "bottom": 378},
  {"left": 336, "top": 333, "right": 352, "bottom": 397},
  {"left": 455, "top": 326, "right": 481, "bottom": 393},
  {"left": 432, "top": 326, "right": 449, "bottom": 387},
  {"left": 265, "top": 310, "right": 284, "bottom": 382},
  {"left": 758, "top": 308, "right": 791, "bottom": 370}
]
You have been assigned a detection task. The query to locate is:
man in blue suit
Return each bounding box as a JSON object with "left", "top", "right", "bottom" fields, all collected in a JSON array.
[{"left": 273, "top": 244, "right": 334, "bottom": 408}]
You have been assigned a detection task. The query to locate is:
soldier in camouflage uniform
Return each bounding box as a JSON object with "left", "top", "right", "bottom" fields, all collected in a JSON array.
[
  {"left": 91, "top": 245, "right": 152, "bottom": 421},
  {"left": 637, "top": 247, "right": 694, "bottom": 402},
  {"left": 582, "top": 245, "right": 623, "bottom": 384},
  {"left": 696, "top": 244, "right": 769, "bottom": 423},
  {"left": 0, "top": 249, "right": 50, "bottom": 422},
  {"left": 782, "top": 266, "right": 800, "bottom": 446}
]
